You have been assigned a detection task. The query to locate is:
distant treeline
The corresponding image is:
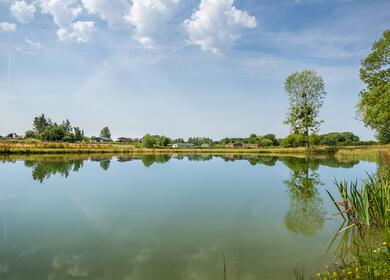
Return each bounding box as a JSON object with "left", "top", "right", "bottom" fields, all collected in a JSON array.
[{"left": 13, "top": 114, "right": 375, "bottom": 148}]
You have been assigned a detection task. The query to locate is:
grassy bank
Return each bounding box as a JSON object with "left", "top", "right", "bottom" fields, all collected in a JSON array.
[
  {"left": 1, "top": 141, "right": 388, "bottom": 159},
  {"left": 314, "top": 172, "right": 390, "bottom": 280}
]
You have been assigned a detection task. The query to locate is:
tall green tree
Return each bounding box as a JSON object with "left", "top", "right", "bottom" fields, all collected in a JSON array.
[
  {"left": 357, "top": 30, "right": 390, "bottom": 143},
  {"left": 33, "top": 114, "right": 51, "bottom": 134},
  {"left": 284, "top": 70, "right": 326, "bottom": 147},
  {"left": 100, "top": 127, "right": 111, "bottom": 139}
]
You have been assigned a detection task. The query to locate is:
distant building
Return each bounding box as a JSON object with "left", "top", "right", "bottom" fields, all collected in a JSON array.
[
  {"left": 117, "top": 137, "right": 131, "bottom": 143},
  {"left": 91, "top": 136, "right": 112, "bottom": 143},
  {"left": 172, "top": 143, "right": 195, "bottom": 148},
  {"left": 6, "top": 133, "right": 19, "bottom": 138},
  {"left": 117, "top": 137, "right": 140, "bottom": 143},
  {"left": 225, "top": 143, "right": 243, "bottom": 148},
  {"left": 243, "top": 144, "right": 260, "bottom": 148}
]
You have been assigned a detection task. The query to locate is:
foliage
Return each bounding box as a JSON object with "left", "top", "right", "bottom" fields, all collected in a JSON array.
[
  {"left": 219, "top": 133, "right": 279, "bottom": 147},
  {"left": 187, "top": 137, "right": 213, "bottom": 146},
  {"left": 284, "top": 70, "right": 327, "bottom": 147},
  {"left": 141, "top": 134, "right": 171, "bottom": 148},
  {"left": 33, "top": 114, "right": 52, "bottom": 134},
  {"left": 24, "top": 130, "right": 36, "bottom": 138},
  {"left": 319, "top": 172, "right": 390, "bottom": 280},
  {"left": 27, "top": 114, "right": 85, "bottom": 143},
  {"left": 319, "top": 132, "right": 360, "bottom": 146},
  {"left": 100, "top": 127, "right": 111, "bottom": 139},
  {"left": 41, "top": 124, "right": 66, "bottom": 142},
  {"left": 171, "top": 138, "right": 184, "bottom": 144},
  {"left": 282, "top": 134, "right": 307, "bottom": 147},
  {"left": 259, "top": 138, "right": 273, "bottom": 146},
  {"left": 357, "top": 30, "right": 390, "bottom": 144}
]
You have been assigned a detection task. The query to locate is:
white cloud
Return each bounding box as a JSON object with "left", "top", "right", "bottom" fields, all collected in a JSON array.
[
  {"left": 40, "top": 0, "right": 82, "bottom": 27},
  {"left": 57, "top": 21, "right": 95, "bottom": 43},
  {"left": 40, "top": 0, "right": 95, "bottom": 43},
  {"left": 124, "top": 0, "right": 180, "bottom": 48},
  {"left": 184, "top": 0, "right": 256, "bottom": 54},
  {"left": 82, "top": 0, "right": 131, "bottom": 29},
  {"left": 10, "top": 0, "right": 36, "bottom": 23},
  {"left": 0, "top": 22, "right": 17, "bottom": 32},
  {"left": 25, "top": 37, "right": 41, "bottom": 47}
]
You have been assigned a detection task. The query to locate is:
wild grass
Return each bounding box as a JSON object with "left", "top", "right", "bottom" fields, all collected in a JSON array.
[
  {"left": 1, "top": 141, "right": 387, "bottom": 157},
  {"left": 335, "top": 145, "right": 390, "bottom": 162},
  {"left": 317, "top": 173, "right": 390, "bottom": 280}
]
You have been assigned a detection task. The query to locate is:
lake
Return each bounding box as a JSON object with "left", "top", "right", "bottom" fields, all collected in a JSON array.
[{"left": 0, "top": 154, "right": 378, "bottom": 280}]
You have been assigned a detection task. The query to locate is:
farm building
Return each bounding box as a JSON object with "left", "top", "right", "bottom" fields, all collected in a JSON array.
[
  {"left": 172, "top": 143, "right": 195, "bottom": 148},
  {"left": 225, "top": 143, "right": 243, "bottom": 148},
  {"left": 243, "top": 144, "right": 260, "bottom": 148},
  {"left": 91, "top": 136, "right": 112, "bottom": 143}
]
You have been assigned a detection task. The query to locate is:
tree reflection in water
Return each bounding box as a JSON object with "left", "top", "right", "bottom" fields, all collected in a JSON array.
[
  {"left": 99, "top": 159, "right": 111, "bottom": 171},
  {"left": 282, "top": 158, "right": 325, "bottom": 236},
  {"left": 24, "top": 160, "right": 84, "bottom": 183}
]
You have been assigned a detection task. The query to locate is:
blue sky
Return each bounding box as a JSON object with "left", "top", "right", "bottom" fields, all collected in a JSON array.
[{"left": 0, "top": 0, "right": 389, "bottom": 140}]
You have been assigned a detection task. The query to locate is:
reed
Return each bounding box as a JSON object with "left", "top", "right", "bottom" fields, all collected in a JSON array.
[{"left": 318, "top": 172, "right": 390, "bottom": 279}]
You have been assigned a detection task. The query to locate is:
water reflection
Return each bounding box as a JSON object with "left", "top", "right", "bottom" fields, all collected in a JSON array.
[
  {"left": 282, "top": 158, "right": 325, "bottom": 236},
  {"left": 0, "top": 154, "right": 361, "bottom": 183},
  {"left": 24, "top": 160, "right": 84, "bottom": 183},
  {"left": 0, "top": 154, "right": 375, "bottom": 280}
]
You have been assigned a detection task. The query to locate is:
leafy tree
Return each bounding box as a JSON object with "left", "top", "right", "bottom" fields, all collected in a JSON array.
[
  {"left": 172, "top": 138, "right": 184, "bottom": 144},
  {"left": 319, "top": 132, "right": 360, "bottom": 146},
  {"left": 262, "top": 134, "right": 279, "bottom": 146},
  {"left": 24, "top": 130, "right": 36, "bottom": 138},
  {"left": 62, "top": 119, "right": 72, "bottom": 132},
  {"left": 249, "top": 134, "right": 258, "bottom": 144},
  {"left": 357, "top": 30, "right": 390, "bottom": 143},
  {"left": 188, "top": 137, "right": 213, "bottom": 146},
  {"left": 284, "top": 70, "right": 326, "bottom": 147},
  {"left": 100, "top": 127, "right": 111, "bottom": 139},
  {"left": 282, "top": 134, "right": 306, "bottom": 148},
  {"left": 73, "top": 127, "right": 84, "bottom": 142},
  {"left": 141, "top": 134, "right": 157, "bottom": 148},
  {"left": 260, "top": 138, "right": 273, "bottom": 147},
  {"left": 141, "top": 134, "right": 171, "bottom": 148},
  {"left": 33, "top": 114, "right": 51, "bottom": 134},
  {"left": 41, "top": 124, "right": 66, "bottom": 142}
]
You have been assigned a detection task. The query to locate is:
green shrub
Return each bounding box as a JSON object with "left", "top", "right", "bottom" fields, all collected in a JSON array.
[{"left": 260, "top": 138, "right": 274, "bottom": 147}]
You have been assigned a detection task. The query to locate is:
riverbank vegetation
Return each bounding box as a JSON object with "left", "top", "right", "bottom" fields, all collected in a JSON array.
[{"left": 315, "top": 171, "right": 390, "bottom": 280}]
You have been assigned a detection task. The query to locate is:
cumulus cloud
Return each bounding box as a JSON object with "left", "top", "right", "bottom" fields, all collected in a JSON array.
[
  {"left": 0, "top": 22, "right": 17, "bottom": 32},
  {"left": 40, "top": 0, "right": 94, "bottom": 43},
  {"left": 10, "top": 0, "right": 36, "bottom": 23},
  {"left": 184, "top": 0, "right": 257, "bottom": 54},
  {"left": 40, "top": 0, "right": 82, "bottom": 27},
  {"left": 82, "top": 0, "right": 131, "bottom": 29},
  {"left": 124, "top": 0, "right": 180, "bottom": 48},
  {"left": 57, "top": 21, "right": 95, "bottom": 43}
]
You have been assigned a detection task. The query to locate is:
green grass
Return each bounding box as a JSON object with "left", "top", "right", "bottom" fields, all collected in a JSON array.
[
  {"left": 316, "top": 173, "right": 390, "bottom": 280},
  {"left": 1, "top": 141, "right": 389, "bottom": 159}
]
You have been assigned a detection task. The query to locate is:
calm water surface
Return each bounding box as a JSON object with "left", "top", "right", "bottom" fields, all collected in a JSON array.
[{"left": 0, "top": 154, "right": 377, "bottom": 280}]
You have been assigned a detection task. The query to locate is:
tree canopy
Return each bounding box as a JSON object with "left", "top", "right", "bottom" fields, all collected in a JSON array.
[
  {"left": 100, "top": 127, "right": 111, "bottom": 139},
  {"left": 27, "top": 114, "right": 85, "bottom": 142},
  {"left": 357, "top": 29, "right": 390, "bottom": 143},
  {"left": 284, "top": 70, "right": 326, "bottom": 147}
]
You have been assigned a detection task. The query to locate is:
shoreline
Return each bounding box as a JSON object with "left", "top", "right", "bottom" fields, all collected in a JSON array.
[{"left": 0, "top": 142, "right": 389, "bottom": 162}]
